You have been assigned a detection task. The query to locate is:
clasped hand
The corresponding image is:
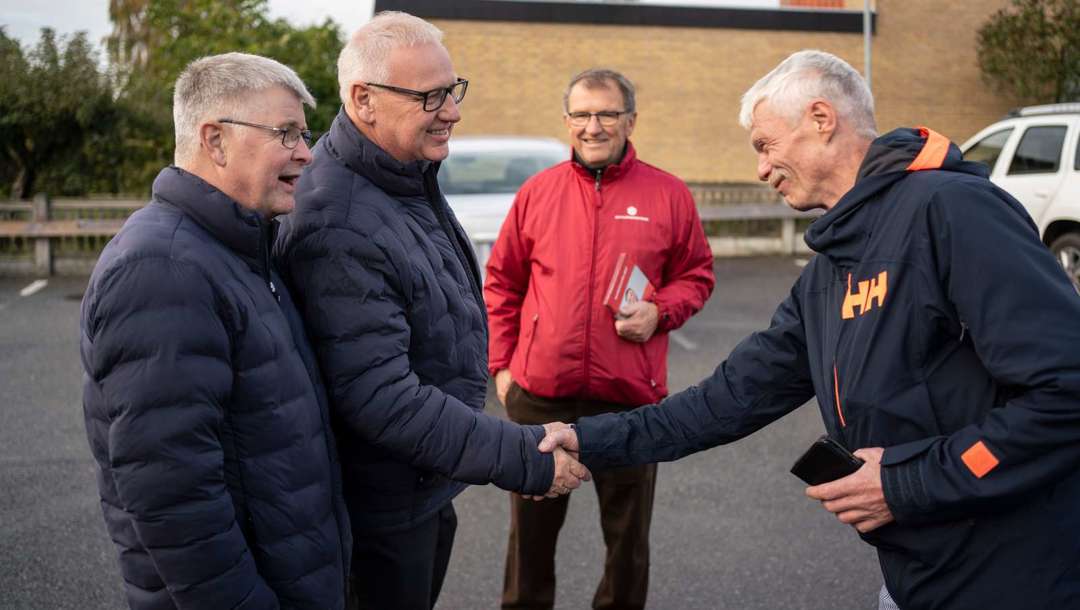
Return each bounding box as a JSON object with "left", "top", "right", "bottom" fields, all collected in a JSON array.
[{"left": 523, "top": 422, "right": 589, "bottom": 500}]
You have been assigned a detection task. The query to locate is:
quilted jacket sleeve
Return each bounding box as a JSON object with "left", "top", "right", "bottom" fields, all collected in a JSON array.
[
  {"left": 282, "top": 226, "right": 554, "bottom": 496},
  {"left": 880, "top": 180, "right": 1080, "bottom": 523},
  {"left": 83, "top": 257, "right": 277, "bottom": 610},
  {"left": 652, "top": 184, "right": 716, "bottom": 332},
  {"left": 575, "top": 278, "right": 816, "bottom": 469}
]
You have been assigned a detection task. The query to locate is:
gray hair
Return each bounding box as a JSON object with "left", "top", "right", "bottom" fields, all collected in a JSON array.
[
  {"left": 173, "top": 52, "right": 315, "bottom": 165},
  {"left": 563, "top": 68, "right": 637, "bottom": 114},
  {"left": 337, "top": 11, "right": 444, "bottom": 107},
  {"left": 738, "top": 50, "right": 876, "bottom": 139}
]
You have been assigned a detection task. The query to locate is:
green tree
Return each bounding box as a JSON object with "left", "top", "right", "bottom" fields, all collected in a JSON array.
[
  {"left": 0, "top": 28, "right": 117, "bottom": 199},
  {"left": 108, "top": 0, "right": 344, "bottom": 192},
  {"left": 977, "top": 0, "right": 1080, "bottom": 104}
]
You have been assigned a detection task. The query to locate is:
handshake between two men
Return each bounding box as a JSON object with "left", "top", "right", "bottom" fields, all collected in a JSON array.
[{"left": 533, "top": 423, "right": 591, "bottom": 500}]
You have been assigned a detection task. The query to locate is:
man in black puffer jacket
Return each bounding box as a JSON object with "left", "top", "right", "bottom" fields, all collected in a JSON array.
[
  {"left": 275, "top": 12, "right": 589, "bottom": 610},
  {"left": 81, "top": 53, "right": 350, "bottom": 609}
]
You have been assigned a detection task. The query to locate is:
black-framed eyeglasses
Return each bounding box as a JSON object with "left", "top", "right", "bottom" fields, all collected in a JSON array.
[
  {"left": 365, "top": 78, "right": 468, "bottom": 112},
  {"left": 566, "top": 111, "right": 631, "bottom": 127},
  {"left": 218, "top": 118, "right": 313, "bottom": 149}
]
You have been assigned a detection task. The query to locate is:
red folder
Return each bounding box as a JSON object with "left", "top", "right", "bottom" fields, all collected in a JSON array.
[{"left": 603, "top": 252, "right": 655, "bottom": 316}]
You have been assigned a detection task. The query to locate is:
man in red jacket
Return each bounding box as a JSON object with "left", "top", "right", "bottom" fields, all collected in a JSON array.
[{"left": 485, "top": 68, "right": 716, "bottom": 610}]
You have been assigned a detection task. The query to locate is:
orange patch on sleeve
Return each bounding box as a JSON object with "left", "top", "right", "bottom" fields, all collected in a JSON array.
[{"left": 961, "top": 441, "right": 999, "bottom": 479}]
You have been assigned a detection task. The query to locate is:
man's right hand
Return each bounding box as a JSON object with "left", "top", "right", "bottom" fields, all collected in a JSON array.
[
  {"left": 539, "top": 421, "right": 580, "bottom": 454},
  {"left": 521, "top": 424, "right": 591, "bottom": 500},
  {"left": 495, "top": 368, "right": 513, "bottom": 406},
  {"left": 542, "top": 447, "right": 591, "bottom": 499}
]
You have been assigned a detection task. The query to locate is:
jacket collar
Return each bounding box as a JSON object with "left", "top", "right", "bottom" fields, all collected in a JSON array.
[
  {"left": 570, "top": 140, "right": 638, "bottom": 185},
  {"left": 151, "top": 166, "right": 275, "bottom": 274},
  {"left": 803, "top": 127, "right": 987, "bottom": 267},
  {"left": 325, "top": 107, "right": 438, "bottom": 198}
]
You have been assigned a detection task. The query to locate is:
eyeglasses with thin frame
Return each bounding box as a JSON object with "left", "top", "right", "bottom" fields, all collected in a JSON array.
[
  {"left": 218, "top": 118, "right": 313, "bottom": 149},
  {"left": 364, "top": 78, "right": 468, "bottom": 112},
  {"left": 566, "top": 110, "right": 631, "bottom": 127}
]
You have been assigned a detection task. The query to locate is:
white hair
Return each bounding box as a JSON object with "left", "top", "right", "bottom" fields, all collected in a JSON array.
[
  {"left": 337, "top": 11, "right": 444, "bottom": 107},
  {"left": 738, "top": 49, "right": 877, "bottom": 139},
  {"left": 173, "top": 52, "right": 315, "bottom": 165}
]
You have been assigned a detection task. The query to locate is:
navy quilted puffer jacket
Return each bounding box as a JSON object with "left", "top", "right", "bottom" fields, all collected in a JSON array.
[
  {"left": 275, "top": 110, "right": 555, "bottom": 534},
  {"left": 81, "top": 167, "right": 350, "bottom": 610}
]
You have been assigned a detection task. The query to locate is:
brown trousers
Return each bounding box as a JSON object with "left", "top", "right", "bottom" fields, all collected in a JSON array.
[{"left": 502, "top": 382, "right": 657, "bottom": 610}]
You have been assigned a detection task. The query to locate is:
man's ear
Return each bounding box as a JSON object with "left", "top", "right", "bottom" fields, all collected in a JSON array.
[
  {"left": 350, "top": 82, "right": 376, "bottom": 125},
  {"left": 624, "top": 111, "right": 637, "bottom": 138},
  {"left": 808, "top": 99, "right": 837, "bottom": 140},
  {"left": 200, "top": 121, "right": 227, "bottom": 167}
]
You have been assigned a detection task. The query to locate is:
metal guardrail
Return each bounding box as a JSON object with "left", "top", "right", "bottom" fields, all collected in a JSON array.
[{"left": 1, "top": 186, "right": 820, "bottom": 275}]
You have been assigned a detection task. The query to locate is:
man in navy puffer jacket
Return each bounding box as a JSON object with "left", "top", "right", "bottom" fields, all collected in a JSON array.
[
  {"left": 275, "top": 12, "right": 589, "bottom": 610},
  {"left": 81, "top": 53, "right": 350, "bottom": 609}
]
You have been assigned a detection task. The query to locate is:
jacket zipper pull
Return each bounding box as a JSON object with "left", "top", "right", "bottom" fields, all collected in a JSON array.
[
  {"left": 594, "top": 169, "right": 602, "bottom": 192},
  {"left": 959, "top": 321, "right": 967, "bottom": 343}
]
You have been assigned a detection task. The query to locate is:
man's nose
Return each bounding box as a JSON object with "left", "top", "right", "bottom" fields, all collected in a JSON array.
[
  {"left": 756, "top": 153, "right": 771, "bottom": 182},
  {"left": 294, "top": 138, "right": 314, "bottom": 166},
  {"left": 438, "top": 94, "right": 462, "bottom": 123},
  {"left": 585, "top": 115, "right": 605, "bottom": 134}
]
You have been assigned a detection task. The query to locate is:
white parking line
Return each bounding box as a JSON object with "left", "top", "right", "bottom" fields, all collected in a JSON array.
[
  {"left": 19, "top": 279, "right": 48, "bottom": 297},
  {"left": 669, "top": 330, "right": 698, "bottom": 351}
]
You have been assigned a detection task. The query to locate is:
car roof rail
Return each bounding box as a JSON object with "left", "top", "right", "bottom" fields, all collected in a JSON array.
[{"left": 1007, "top": 102, "right": 1080, "bottom": 117}]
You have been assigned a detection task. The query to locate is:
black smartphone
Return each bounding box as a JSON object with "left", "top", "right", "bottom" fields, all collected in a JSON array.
[{"left": 790, "top": 434, "right": 864, "bottom": 485}]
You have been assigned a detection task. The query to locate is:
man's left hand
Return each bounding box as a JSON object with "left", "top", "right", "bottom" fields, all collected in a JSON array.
[
  {"left": 805, "top": 447, "right": 894, "bottom": 533},
  {"left": 615, "top": 301, "right": 659, "bottom": 343}
]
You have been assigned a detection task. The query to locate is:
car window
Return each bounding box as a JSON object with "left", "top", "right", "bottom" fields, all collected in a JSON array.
[
  {"left": 1007, "top": 125, "right": 1067, "bottom": 175},
  {"left": 439, "top": 150, "right": 564, "bottom": 195},
  {"left": 963, "top": 128, "right": 1012, "bottom": 173},
  {"left": 1075, "top": 131, "right": 1080, "bottom": 171}
]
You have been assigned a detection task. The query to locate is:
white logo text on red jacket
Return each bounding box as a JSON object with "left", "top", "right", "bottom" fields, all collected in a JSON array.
[{"left": 615, "top": 205, "right": 650, "bottom": 222}]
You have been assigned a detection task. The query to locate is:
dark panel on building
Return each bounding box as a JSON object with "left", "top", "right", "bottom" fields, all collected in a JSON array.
[{"left": 373, "top": 0, "right": 875, "bottom": 34}]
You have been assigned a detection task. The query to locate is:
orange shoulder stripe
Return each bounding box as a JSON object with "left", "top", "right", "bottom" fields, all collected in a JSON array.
[{"left": 905, "top": 126, "right": 950, "bottom": 172}]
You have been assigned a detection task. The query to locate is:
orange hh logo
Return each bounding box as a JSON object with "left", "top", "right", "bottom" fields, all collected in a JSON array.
[{"left": 841, "top": 271, "right": 888, "bottom": 319}]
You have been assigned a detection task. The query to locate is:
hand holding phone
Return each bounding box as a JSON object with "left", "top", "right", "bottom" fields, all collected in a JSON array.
[{"left": 790, "top": 434, "right": 865, "bottom": 485}]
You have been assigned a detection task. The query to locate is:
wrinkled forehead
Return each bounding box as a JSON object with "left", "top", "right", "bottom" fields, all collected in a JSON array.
[{"left": 567, "top": 79, "right": 625, "bottom": 109}]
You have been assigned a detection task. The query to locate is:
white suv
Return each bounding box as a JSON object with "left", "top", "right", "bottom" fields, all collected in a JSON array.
[{"left": 961, "top": 103, "right": 1080, "bottom": 291}]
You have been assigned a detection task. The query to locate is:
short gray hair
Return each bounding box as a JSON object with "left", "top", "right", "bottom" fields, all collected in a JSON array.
[
  {"left": 563, "top": 68, "right": 636, "bottom": 114},
  {"left": 173, "top": 52, "right": 315, "bottom": 165},
  {"left": 738, "top": 50, "right": 876, "bottom": 139},
  {"left": 337, "top": 11, "right": 444, "bottom": 106}
]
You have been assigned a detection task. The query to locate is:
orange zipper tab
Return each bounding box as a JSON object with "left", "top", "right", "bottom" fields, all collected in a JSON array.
[{"left": 833, "top": 363, "right": 847, "bottom": 427}]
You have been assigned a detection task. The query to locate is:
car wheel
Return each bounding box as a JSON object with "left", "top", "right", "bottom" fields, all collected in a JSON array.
[{"left": 1049, "top": 233, "right": 1080, "bottom": 293}]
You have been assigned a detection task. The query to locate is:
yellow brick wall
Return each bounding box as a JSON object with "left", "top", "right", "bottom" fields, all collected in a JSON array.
[{"left": 435, "top": 0, "right": 1015, "bottom": 183}]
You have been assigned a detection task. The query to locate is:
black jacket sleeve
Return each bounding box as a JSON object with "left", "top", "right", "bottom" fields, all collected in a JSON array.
[
  {"left": 282, "top": 226, "right": 554, "bottom": 495},
  {"left": 576, "top": 277, "right": 817, "bottom": 469},
  {"left": 83, "top": 257, "right": 277, "bottom": 610},
  {"left": 881, "top": 180, "right": 1080, "bottom": 523}
]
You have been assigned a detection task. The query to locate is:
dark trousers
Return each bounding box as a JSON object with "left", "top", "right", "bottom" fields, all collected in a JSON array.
[
  {"left": 502, "top": 383, "right": 657, "bottom": 610},
  {"left": 348, "top": 503, "right": 457, "bottom": 610}
]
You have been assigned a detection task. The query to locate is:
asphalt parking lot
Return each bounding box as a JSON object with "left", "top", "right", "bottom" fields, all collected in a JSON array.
[{"left": 0, "top": 256, "right": 882, "bottom": 610}]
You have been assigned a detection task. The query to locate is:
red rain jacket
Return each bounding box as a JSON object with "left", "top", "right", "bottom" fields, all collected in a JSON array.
[{"left": 485, "top": 142, "right": 715, "bottom": 405}]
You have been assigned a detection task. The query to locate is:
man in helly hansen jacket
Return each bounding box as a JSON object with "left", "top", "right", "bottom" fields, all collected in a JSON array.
[
  {"left": 538, "top": 50, "right": 1080, "bottom": 610},
  {"left": 486, "top": 68, "right": 715, "bottom": 609}
]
